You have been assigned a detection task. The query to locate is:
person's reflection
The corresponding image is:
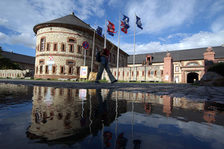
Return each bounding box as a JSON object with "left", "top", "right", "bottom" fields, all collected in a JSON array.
[
  {"left": 96, "top": 89, "right": 113, "bottom": 121},
  {"left": 133, "top": 139, "right": 141, "bottom": 149},
  {"left": 116, "top": 132, "right": 128, "bottom": 149}
]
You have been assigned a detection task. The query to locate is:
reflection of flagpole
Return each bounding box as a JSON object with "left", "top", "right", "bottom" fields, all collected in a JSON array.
[
  {"left": 89, "top": 94, "right": 92, "bottom": 134},
  {"left": 116, "top": 13, "right": 121, "bottom": 80},
  {"left": 133, "top": 14, "right": 136, "bottom": 81},
  {"left": 91, "top": 30, "right": 95, "bottom": 72},
  {"left": 114, "top": 91, "right": 118, "bottom": 149},
  {"left": 104, "top": 19, "right": 107, "bottom": 48},
  {"left": 101, "top": 120, "right": 104, "bottom": 149},
  {"left": 81, "top": 98, "right": 84, "bottom": 118},
  {"left": 132, "top": 93, "right": 135, "bottom": 139}
]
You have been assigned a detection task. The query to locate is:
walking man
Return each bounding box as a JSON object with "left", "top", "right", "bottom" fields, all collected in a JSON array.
[{"left": 95, "top": 48, "right": 117, "bottom": 83}]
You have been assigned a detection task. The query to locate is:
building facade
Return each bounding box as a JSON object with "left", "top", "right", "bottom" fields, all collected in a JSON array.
[
  {"left": 33, "top": 13, "right": 128, "bottom": 80},
  {"left": 106, "top": 46, "right": 224, "bottom": 83}
]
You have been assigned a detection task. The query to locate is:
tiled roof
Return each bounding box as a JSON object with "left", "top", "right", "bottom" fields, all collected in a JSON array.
[
  {"left": 1, "top": 51, "right": 35, "bottom": 65},
  {"left": 33, "top": 13, "right": 92, "bottom": 33},
  {"left": 128, "top": 46, "right": 224, "bottom": 64}
]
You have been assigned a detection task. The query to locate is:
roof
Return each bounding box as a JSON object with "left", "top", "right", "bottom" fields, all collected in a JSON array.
[
  {"left": 1, "top": 51, "right": 35, "bottom": 65},
  {"left": 33, "top": 13, "right": 92, "bottom": 33},
  {"left": 128, "top": 46, "right": 224, "bottom": 64}
]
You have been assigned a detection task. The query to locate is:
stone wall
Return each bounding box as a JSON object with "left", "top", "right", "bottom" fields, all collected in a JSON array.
[
  {"left": 103, "top": 64, "right": 163, "bottom": 82},
  {"left": 0, "top": 69, "right": 33, "bottom": 79}
]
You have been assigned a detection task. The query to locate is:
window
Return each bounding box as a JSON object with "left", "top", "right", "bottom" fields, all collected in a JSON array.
[
  {"left": 148, "top": 70, "right": 150, "bottom": 77},
  {"left": 61, "top": 43, "right": 65, "bottom": 52},
  {"left": 154, "top": 71, "right": 157, "bottom": 76},
  {"left": 40, "top": 37, "right": 46, "bottom": 51},
  {"left": 142, "top": 71, "right": 144, "bottom": 76},
  {"left": 69, "top": 44, "right": 74, "bottom": 53},
  {"left": 39, "top": 60, "right": 44, "bottom": 65},
  {"left": 67, "top": 37, "right": 76, "bottom": 43},
  {"left": 161, "top": 70, "right": 163, "bottom": 75},
  {"left": 175, "top": 66, "right": 179, "bottom": 72},
  {"left": 46, "top": 43, "right": 50, "bottom": 51},
  {"left": 53, "top": 43, "right": 57, "bottom": 51},
  {"left": 69, "top": 39, "right": 75, "bottom": 42},
  {"left": 186, "top": 62, "right": 199, "bottom": 66},
  {"left": 77, "top": 45, "right": 82, "bottom": 54},
  {"left": 67, "top": 61, "right": 74, "bottom": 65},
  {"left": 146, "top": 55, "right": 152, "bottom": 65},
  {"left": 132, "top": 71, "right": 134, "bottom": 76},
  {"left": 77, "top": 67, "right": 80, "bottom": 75},
  {"left": 53, "top": 66, "right": 56, "bottom": 74},
  {"left": 60, "top": 66, "right": 64, "bottom": 74},
  {"left": 137, "top": 71, "right": 139, "bottom": 77},
  {"left": 36, "top": 66, "right": 38, "bottom": 74},
  {"left": 40, "top": 66, "right": 43, "bottom": 74},
  {"left": 45, "top": 65, "right": 49, "bottom": 74},
  {"left": 68, "top": 66, "right": 73, "bottom": 74}
]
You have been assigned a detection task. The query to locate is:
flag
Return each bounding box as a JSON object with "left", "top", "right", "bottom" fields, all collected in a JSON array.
[
  {"left": 121, "top": 21, "right": 128, "bottom": 34},
  {"left": 136, "top": 16, "right": 143, "bottom": 30},
  {"left": 122, "top": 15, "right": 130, "bottom": 29},
  {"left": 96, "top": 26, "right": 102, "bottom": 36},
  {"left": 107, "top": 21, "right": 117, "bottom": 36}
]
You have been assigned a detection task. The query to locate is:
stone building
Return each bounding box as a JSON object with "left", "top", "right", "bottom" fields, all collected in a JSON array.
[
  {"left": 33, "top": 13, "right": 128, "bottom": 80},
  {"left": 107, "top": 45, "right": 224, "bottom": 83}
]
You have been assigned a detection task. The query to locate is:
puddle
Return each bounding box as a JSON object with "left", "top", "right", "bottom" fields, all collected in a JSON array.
[{"left": 0, "top": 83, "right": 224, "bottom": 149}]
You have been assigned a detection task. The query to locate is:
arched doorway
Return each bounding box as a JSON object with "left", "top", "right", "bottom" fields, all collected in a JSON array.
[{"left": 187, "top": 72, "right": 198, "bottom": 83}]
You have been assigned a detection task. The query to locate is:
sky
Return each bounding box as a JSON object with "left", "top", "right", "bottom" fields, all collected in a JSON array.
[{"left": 0, "top": 0, "right": 224, "bottom": 57}]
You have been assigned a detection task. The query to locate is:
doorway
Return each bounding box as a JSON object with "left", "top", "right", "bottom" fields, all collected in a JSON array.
[{"left": 187, "top": 72, "right": 198, "bottom": 83}]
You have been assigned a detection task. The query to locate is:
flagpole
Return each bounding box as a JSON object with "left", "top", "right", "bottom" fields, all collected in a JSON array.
[
  {"left": 91, "top": 30, "right": 95, "bottom": 72},
  {"left": 133, "top": 14, "right": 136, "bottom": 81},
  {"left": 104, "top": 19, "right": 107, "bottom": 48},
  {"left": 116, "top": 13, "right": 121, "bottom": 80}
]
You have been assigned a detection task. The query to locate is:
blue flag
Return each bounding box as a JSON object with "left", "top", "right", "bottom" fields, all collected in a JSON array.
[
  {"left": 96, "top": 26, "right": 102, "bottom": 36},
  {"left": 122, "top": 15, "right": 130, "bottom": 29},
  {"left": 136, "top": 16, "right": 143, "bottom": 30}
]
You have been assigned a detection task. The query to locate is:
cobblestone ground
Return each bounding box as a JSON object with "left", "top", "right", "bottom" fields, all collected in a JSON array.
[{"left": 1, "top": 79, "right": 224, "bottom": 103}]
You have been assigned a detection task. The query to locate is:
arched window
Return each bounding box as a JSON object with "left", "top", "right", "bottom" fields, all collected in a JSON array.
[
  {"left": 186, "top": 62, "right": 199, "bottom": 66},
  {"left": 40, "top": 37, "right": 46, "bottom": 51}
]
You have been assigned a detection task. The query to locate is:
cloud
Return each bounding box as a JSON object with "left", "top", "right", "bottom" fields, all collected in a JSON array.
[
  {"left": 126, "top": 0, "right": 196, "bottom": 33},
  {"left": 0, "top": 32, "right": 8, "bottom": 42},
  {"left": 121, "top": 30, "right": 224, "bottom": 54},
  {"left": 75, "top": 0, "right": 105, "bottom": 20},
  {"left": 209, "top": 0, "right": 224, "bottom": 17},
  {"left": 0, "top": 18, "right": 8, "bottom": 25},
  {"left": 211, "top": 16, "right": 224, "bottom": 32},
  {"left": 0, "top": 0, "right": 105, "bottom": 50}
]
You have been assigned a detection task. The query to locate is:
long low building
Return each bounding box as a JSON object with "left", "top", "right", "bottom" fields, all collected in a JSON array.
[{"left": 106, "top": 45, "right": 224, "bottom": 83}]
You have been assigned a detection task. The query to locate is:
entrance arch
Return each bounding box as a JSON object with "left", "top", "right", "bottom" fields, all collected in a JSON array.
[{"left": 187, "top": 72, "right": 198, "bottom": 83}]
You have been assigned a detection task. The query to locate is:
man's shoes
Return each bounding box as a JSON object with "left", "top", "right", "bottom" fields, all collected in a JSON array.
[
  {"left": 111, "top": 80, "right": 117, "bottom": 84},
  {"left": 95, "top": 80, "right": 100, "bottom": 84}
]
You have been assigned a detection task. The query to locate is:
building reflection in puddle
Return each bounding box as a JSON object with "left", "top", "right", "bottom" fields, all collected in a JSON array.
[
  {"left": 26, "top": 86, "right": 224, "bottom": 148},
  {"left": 27, "top": 86, "right": 127, "bottom": 142}
]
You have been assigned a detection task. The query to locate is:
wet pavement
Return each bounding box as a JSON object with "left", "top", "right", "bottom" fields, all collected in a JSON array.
[{"left": 0, "top": 80, "right": 224, "bottom": 149}]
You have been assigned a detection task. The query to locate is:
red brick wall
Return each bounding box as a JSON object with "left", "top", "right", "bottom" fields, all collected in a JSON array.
[{"left": 163, "top": 54, "right": 173, "bottom": 82}]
